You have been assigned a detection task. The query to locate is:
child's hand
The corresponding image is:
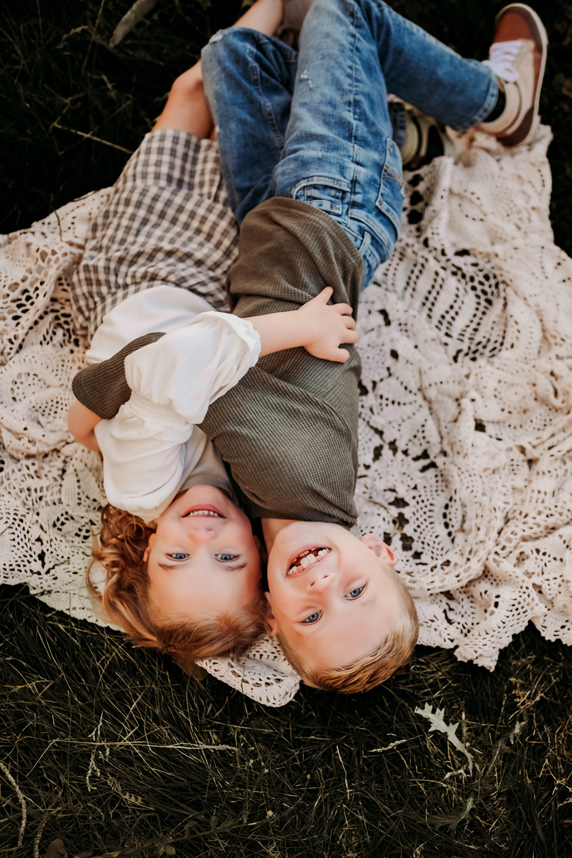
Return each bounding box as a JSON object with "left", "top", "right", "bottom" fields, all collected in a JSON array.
[
  {"left": 246, "top": 287, "right": 358, "bottom": 361},
  {"left": 296, "top": 287, "right": 358, "bottom": 363}
]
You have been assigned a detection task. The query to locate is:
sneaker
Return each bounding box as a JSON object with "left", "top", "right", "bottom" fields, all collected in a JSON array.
[
  {"left": 480, "top": 3, "right": 548, "bottom": 147},
  {"left": 400, "top": 106, "right": 455, "bottom": 170}
]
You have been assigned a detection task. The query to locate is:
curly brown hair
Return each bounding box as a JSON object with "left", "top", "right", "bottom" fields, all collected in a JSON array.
[{"left": 88, "top": 504, "right": 265, "bottom": 667}]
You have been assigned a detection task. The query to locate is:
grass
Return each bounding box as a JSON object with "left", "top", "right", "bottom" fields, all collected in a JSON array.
[
  {"left": 2, "top": 586, "right": 571, "bottom": 857},
  {"left": 1, "top": 1, "right": 572, "bottom": 856}
]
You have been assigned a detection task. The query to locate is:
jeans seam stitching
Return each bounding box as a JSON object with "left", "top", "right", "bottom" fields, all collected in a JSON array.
[{"left": 248, "top": 44, "right": 284, "bottom": 151}]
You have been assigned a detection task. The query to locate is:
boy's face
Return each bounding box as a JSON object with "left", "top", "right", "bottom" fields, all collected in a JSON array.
[
  {"left": 264, "top": 522, "right": 404, "bottom": 675},
  {"left": 144, "top": 486, "right": 262, "bottom": 621}
]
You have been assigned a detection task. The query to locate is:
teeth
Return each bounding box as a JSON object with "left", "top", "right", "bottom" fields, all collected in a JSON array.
[
  {"left": 287, "top": 547, "right": 330, "bottom": 576},
  {"left": 186, "top": 510, "right": 222, "bottom": 517}
]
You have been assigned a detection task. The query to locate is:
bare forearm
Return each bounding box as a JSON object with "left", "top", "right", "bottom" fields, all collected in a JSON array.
[
  {"left": 68, "top": 399, "right": 102, "bottom": 452},
  {"left": 247, "top": 310, "right": 311, "bottom": 357}
]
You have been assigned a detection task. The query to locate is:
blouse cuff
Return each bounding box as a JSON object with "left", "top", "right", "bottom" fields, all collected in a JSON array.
[
  {"left": 199, "top": 310, "right": 261, "bottom": 361},
  {"left": 122, "top": 393, "right": 193, "bottom": 432}
]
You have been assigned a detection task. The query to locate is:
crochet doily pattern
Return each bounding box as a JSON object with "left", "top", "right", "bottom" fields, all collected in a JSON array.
[{"left": 2, "top": 126, "right": 571, "bottom": 706}]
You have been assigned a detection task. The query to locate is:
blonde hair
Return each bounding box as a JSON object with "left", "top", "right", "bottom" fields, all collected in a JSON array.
[
  {"left": 88, "top": 504, "right": 265, "bottom": 665},
  {"left": 278, "top": 576, "right": 419, "bottom": 693}
]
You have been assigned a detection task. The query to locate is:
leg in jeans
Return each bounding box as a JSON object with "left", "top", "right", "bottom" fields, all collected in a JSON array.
[
  {"left": 202, "top": 26, "right": 407, "bottom": 224},
  {"left": 203, "top": 0, "right": 498, "bottom": 285},
  {"left": 202, "top": 31, "right": 298, "bottom": 223},
  {"left": 154, "top": 0, "right": 283, "bottom": 139},
  {"left": 273, "top": 0, "right": 498, "bottom": 286}
]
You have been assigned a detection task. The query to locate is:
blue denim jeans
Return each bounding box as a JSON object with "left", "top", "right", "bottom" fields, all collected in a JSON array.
[{"left": 202, "top": 0, "right": 498, "bottom": 287}]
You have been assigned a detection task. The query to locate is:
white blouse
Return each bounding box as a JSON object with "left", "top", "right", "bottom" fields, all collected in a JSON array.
[{"left": 88, "top": 285, "right": 260, "bottom": 522}]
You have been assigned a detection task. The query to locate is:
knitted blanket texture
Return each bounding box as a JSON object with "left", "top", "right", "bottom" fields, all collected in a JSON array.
[{"left": 2, "top": 126, "right": 570, "bottom": 706}]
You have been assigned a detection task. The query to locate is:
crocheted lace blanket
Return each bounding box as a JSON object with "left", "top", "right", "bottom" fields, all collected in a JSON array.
[{"left": 2, "top": 126, "right": 571, "bottom": 706}]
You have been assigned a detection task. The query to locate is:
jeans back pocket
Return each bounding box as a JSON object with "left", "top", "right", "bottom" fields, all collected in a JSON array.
[{"left": 291, "top": 176, "right": 351, "bottom": 216}]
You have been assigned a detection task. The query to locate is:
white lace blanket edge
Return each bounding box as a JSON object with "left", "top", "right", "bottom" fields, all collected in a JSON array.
[{"left": 1, "top": 126, "right": 571, "bottom": 706}]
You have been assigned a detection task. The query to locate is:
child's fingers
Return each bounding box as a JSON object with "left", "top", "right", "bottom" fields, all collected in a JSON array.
[
  {"left": 333, "top": 302, "right": 354, "bottom": 316},
  {"left": 316, "top": 286, "right": 334, "bottom": 303},
  {"left": 331, "top": 347, "right": 350, "bottom": 363},
  {"left": 344, "top": 329, "right": 359, "bottom": 344}
]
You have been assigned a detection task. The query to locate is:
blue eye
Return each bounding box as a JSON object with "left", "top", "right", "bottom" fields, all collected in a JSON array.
[
  {"left": 167, "top": 553, "right": 189, "bottom": 561},
  {"left": 302, "top": 611, "right": 321, "bottom": 624},
  {"left": 216, "top": 553, "right": 238, "bottom": 562},
  {"left": 346, "top": 586, "right": 365, "bottom": 599}
]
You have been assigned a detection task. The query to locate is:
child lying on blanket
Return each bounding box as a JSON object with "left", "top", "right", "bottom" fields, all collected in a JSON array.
[
  {"left": 70, "top": 282, "right": 356, "bottom": 659},
  {"left": 195, "top": 0, "right": 547, "bottom": 691},
  {"left": 68, "top": 0, "right": 355, "bottom": 663},
  {"left": 70, "top": 0, "right": 547, "bottom": 692}
]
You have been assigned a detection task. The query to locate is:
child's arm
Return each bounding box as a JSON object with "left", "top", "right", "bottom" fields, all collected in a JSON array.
[
  {"left": 73, "top": 288, "right": 357, "bottom": 429},
  {"left": 247, "top": 286, "right": 358, "bottom": 363},
  {"left": 69, "top": 288, "right": 357, "bottom": 516},
  {"left": 67, "top": 399, "right": 102, "bottom": 452}
]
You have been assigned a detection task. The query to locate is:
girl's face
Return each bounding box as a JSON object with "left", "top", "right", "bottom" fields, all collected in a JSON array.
[{"left": 144, "top": 486, "right": 262, "bottom": 621}]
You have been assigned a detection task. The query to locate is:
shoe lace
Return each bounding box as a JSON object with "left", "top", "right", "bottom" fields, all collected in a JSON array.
[{"left": 483, "top": 40, "right": 523, "bottom": 83}]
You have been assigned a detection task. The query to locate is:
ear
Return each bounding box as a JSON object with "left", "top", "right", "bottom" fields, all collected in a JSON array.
[
  {"left": 361, "top": 533, "right": 396, "bottom": 566},
  {"left": 142, "top": 532, "right": 156, "bottom": 564},
  {"left": 263, "top": 592, "right": 279, "bottom": 636}
]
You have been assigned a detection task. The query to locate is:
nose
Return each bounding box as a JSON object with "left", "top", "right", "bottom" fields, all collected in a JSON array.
[
  {"left": 308, "top": 572, "right": 333, "bottom": 593},
  {"left": 186, "top": 522, "right": 218, "bottom": 542}
]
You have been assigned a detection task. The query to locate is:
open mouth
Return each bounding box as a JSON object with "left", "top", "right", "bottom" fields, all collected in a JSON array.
[
  {"left": 287, "top": 547, "right": 330, "bottom": 577},
  {"left": 182, "top": 505, "right": 225, "bottom": 518}
]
